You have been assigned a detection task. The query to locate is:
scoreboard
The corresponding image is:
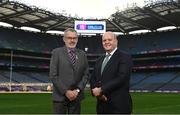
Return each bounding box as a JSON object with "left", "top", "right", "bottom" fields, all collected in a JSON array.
[{"left": 74, "top": 20, "right": 106, "bottom": 34}]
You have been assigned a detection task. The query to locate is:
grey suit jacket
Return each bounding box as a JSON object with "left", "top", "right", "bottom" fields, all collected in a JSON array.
[{"left": 49, "top": 46, "right": 89, "bottom": 102}]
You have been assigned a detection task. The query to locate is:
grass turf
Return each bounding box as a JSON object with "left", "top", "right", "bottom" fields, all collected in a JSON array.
[{"left": 0, "top": 92, "right": 180, "bottom": 114}]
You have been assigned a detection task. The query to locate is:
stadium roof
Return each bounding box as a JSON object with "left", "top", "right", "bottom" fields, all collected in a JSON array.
[{"left": 0, "top": 0, "right": 180, "bottom": 34}]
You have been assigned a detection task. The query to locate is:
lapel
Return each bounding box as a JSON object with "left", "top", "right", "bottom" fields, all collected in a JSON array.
[
  {"left": 62, "top": 47, "right": 81, "bottom": 71},
  {"left": 101, "top": 50, "right": 119, "bottom": 75},
  {"left": 74, "top": 49, "right": 80, "bottom": 71},
  {"left": 97, "top": 55, "right": 106, "bottom": 78},
  {"left": 62, "top": 47, "right": 75, "bottom": 69}
]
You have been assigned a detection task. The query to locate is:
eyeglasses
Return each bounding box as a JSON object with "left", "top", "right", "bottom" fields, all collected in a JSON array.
[{"left": 66, "top": 37, "right": 78, "bottom": 40}]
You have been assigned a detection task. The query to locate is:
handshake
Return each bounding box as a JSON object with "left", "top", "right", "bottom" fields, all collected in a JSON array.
[{"left": 91, "top": 87, "right": 108, "bottom": 102}]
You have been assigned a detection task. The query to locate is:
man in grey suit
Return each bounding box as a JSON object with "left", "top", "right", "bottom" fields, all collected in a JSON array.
[{"left": 49, "top": 28, "right": 89, "bottom": 114}]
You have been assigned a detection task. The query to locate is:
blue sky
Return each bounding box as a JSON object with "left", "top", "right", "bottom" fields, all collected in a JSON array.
[{"left": 11, "top": 0, "right": 145, "bottom": 19}]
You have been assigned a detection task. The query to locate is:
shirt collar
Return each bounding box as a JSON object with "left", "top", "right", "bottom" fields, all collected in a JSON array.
[
  {"left": 106, "top": 47, "right": 117, "bottom": 56},
  {"left": 67, "top": 47, "right": 75, "bottom": 53}
]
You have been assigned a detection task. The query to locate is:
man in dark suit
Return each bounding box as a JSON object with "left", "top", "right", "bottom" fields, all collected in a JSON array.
[
  {"left": 49, "top": 28, "right": 89, "bottom": 114},
  {"left": 90, "top": 31, "right": 133, "bottom": 114}
]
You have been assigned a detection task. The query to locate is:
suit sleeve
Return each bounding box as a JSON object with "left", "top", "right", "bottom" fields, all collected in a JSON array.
[
  {"left": 49, "top": 49, "right": 68, "bottom": 94},
  {"left": 90, "top": 61, "right": 98, "bottom": 89},
  {"left": 101, "top": 54, "right": 133, "bottom": 94},
  {"left": 90, "top": 57, "right": 102, "bottom": 89},
  {"left": 77, "top": 53, "right": 90, "bottom": 91}
]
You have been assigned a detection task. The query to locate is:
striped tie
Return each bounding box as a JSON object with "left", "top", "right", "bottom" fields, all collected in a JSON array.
[
  {"left": 69, "top": 49, "right": 76, "bottom": 66},
  {"left": 101, "top": 54, "right": 111, "bottom": 74}
]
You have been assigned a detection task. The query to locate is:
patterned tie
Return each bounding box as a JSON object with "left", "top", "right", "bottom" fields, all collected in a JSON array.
[
  {"left": 101, "top": 53, "right": 111, "bottom": 74},
  {"left": 69, "top": 49, "right": 76, "bottom": 66}
]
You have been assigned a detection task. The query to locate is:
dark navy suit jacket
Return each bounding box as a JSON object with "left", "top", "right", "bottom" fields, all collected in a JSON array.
[{"left": 90, "top": 49, "right": 133, "bottom": 114}]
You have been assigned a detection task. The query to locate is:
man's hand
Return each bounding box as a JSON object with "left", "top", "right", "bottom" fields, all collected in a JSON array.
[
  {"left": 98, "top": 95, "right": 108, "bottom": 101},
  {"left": 92, "top": 87, "right": 108, "bottom": 101},
  {"left": 92, "top": 87, "right": 102, "bottom": 96},
  {"left": 65, "top": 90, "right": 78, "bottom": 101}
]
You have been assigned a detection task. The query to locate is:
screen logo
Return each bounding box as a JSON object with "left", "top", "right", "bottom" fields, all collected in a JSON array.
[
  {"left": 76, "top": 24, "right": 104, "bottom": 30},
  {"left": 75, "top": 21, "right": 106, "bottom": 34}
]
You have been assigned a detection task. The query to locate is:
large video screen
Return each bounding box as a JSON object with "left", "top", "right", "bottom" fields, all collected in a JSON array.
[{"left": 74, "top": 20, "right": 106, "bottom": 34}]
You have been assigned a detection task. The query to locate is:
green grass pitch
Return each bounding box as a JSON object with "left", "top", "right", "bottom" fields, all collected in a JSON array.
[{"left": 0, "top": 92, "right": 180, "bottom": 114}]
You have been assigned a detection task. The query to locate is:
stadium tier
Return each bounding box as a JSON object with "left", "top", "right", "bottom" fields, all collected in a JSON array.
[
  {"left": 1, "top": 27, "right": 180, "bottom": 54},
  {"left": 0, "top": 27, "right": 180, "bottom": 92}
]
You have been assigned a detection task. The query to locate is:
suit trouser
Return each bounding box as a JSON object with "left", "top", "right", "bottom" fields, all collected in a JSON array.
[
  {"left": 53, "top": 99, "right": 81, "bottom": 114},
  {"left": 96, "top": 100, "right": 131, "bottom": 114}
]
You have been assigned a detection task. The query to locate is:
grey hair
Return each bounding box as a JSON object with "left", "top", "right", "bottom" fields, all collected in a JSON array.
[{"left": 63, "top": 28, "right": 78, "bottom": 38}]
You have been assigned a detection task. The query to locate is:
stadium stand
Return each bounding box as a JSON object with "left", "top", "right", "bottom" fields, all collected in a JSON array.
[
  {"left": 118, "top": 30, "right": 180, "bottom": 54},
  {"left": 1, "top": 0, "right": 180, "bottom": 92},
  {"left": 1, "top": 26, "right": 180, "bottom": 92},
  {"left": 158, "top": 72, "right": 180, "bottom": 91},
  {"left": 131, "top": 72, "right": 177, "bottom": 91}
]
